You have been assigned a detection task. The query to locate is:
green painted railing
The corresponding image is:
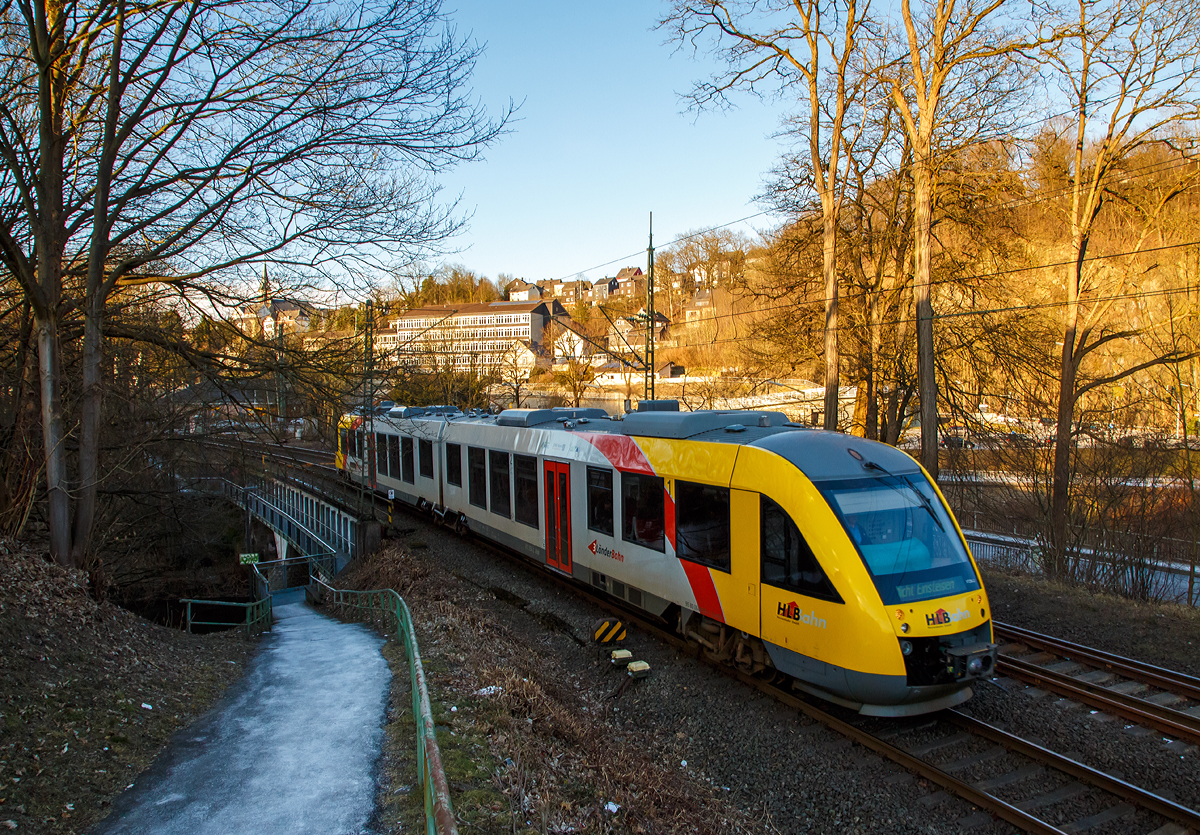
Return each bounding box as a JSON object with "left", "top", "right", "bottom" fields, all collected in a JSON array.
[
  {"left": 311, "top": 575, "right": 457, "bottom": 835},
  {"left": 180, "top": 595, "right": 272, "bottom": 634}
]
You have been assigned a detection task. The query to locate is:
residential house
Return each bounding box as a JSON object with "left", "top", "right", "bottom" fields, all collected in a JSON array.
[
  {"left": 607, "top": 309, "right": 670, "bottom": 353},
  {"left": 610, "top": 266, "right": 644, "bottom": 300},
  {"left": 591, "top": 276, "right": 617, "bottom": 304},
  {"left": 506, "top": 280, "right": 542, "bottom": 302},
  {"left": 682, "top": 289, "right": 715, "bottom": 324},
  {"left": 549, "top": 319, "right": 597, "bottom": 362}
]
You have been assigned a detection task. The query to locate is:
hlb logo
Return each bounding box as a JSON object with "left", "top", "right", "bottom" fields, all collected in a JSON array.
[
  {"left": 776, "top": 601, "right": 827, "bottom": 630},
  {"left": 926, "top": 608, "right": 971, "bottom": 627}
]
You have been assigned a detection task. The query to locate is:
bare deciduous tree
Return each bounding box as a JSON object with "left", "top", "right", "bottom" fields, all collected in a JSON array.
[
  {"left": 885, "top": 0, "right": 1037, "bottom": 476},
  {"left": 1036, "top": 0, "right": 1200, "bottom": 569},
  {"left": 0, "top": 0, "right": 506, "bottom": 566},
  {"left": 663, "top": 0, "right": 872, "bottom": 431}
]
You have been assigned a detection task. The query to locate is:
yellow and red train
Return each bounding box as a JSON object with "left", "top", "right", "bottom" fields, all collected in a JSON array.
[{"left": 338, "top": 402, "right": 997, "bottom": 716}]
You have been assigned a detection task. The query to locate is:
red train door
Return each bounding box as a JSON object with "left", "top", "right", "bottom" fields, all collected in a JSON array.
[{"left": 544, "top": 460, "right": 571, "bottom": 573}]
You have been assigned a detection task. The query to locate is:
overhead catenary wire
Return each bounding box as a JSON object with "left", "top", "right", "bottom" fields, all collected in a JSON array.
[
  {"left": 541, "top": 147, "right": 1199, "bottom": 294},
  {"left": 390, "top": 234, "right": 1200, "bottom": 372},
  {"left": 638, "top": 236, "right": 1200, "bottom": 353},
  {"left": 535, "top": 54, "right": 1200, "bottom": 289}
]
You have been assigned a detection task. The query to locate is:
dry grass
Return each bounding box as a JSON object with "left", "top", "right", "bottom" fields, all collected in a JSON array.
[{"left": 334, "top": 542, "right": 764, "bottom": 834}]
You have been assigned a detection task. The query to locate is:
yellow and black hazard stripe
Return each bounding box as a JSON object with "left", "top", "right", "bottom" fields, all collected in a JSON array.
[{"left": 592, "top": 618, "right": 626, "bottom": 644}]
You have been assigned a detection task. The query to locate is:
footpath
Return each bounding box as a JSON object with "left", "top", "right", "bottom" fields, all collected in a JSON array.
[{"left": 88, "top": 589, "right": 391, "bottom": 835}]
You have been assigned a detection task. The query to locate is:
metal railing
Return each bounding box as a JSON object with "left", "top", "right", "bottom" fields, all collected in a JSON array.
[
  {"left": 311, "top": 575, "right": 457, "bottom": 835},
  {"left": 181, "top": 595, "right": 272, "bottom": 634},
  {"left": 964, "top": 532, "right": 1041, "bottom": 574},
  {"left": 963, "top": 530, "right": 1200, "bottom": 605}
]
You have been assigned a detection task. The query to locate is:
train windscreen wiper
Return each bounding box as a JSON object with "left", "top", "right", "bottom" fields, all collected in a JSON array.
[{"left": 861, "top": 458, "right": 946, "bottom": 534}]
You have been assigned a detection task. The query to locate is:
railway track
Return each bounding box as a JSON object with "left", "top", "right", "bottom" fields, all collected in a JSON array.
[
  {"left": 994, "top": 622, "right": 1200, "bottom": 749},
  {"left": 690, "top": 630, "right": 1200, "bottom": 835},
  {"left": 448, "top": 526, "right": 1200, "bottom": 834},
  {"left": 232, "top": 440, "right": 1200, "bottom": 832},
  {"left": 202, "top": 436, "right": 336, "bottom": 469}
]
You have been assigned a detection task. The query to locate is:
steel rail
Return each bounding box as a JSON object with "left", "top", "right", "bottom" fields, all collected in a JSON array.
[
  {"left": 448, "top": 531, "right": 1196, "bottom": 835},
  {"left": 345, "top": 484, "right": 1194, "bottom": 835},
  {"left": 945, "top": 711, "right": 1200, "bottom": 830},
  {"left": 500, "top": 562, "right": 1073, "bottom": 835},
  {"left": 995, "top": 621, "right": 1200, "bottom": 702},
  {"left": 624, "top": 618, "right": 1069, "bottom": 833},
  {"left": 739, "top": 674, "right": 1070, "bottom": 835},
  {"left": 627, "top": 605, "right": 1199, "bottom": 834},
  {"left": 997, "top": 654, "right": 1200, "bottom": 746},
  {"left": 461, "top": 546, "right": 1067, "bottom": 834}
]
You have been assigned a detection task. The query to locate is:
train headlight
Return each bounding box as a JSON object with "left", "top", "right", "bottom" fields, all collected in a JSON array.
[
  {"left": 968, "top": 656, "right": 985, "bottom": 675},
  {"left": 900, "top": 640, "right": 914, "bottom": 656},
  {"left": 900, "top": 622, "right": 910, "bottom": 634}
]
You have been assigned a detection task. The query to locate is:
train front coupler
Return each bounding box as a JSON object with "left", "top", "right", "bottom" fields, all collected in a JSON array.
[{"left": 944, "top": 642, "right": 1000, "bottom": 681}]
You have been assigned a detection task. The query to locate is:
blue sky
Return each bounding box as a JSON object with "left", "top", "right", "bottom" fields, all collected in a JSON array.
[{"left": 434, "top": 1, "right": 789, "bottom": 286}]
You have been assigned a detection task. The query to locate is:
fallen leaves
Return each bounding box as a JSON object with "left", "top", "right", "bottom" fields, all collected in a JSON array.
[{"left": 0, "top": 539, "right": 254, "bottom": 835}]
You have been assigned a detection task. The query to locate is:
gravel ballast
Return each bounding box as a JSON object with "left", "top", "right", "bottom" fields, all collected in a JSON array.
[
  {"left": 7, "top": 510, "right": 1200, "bottom": 835},
  {"left": 338, "top": 516, "right": 1200, "bottom": 834}
]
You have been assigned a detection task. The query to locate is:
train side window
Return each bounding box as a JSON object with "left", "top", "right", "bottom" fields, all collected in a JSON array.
[
  {"left": 513, "top": 454, "right": 538, "bottom": 528},
  {"left": 586, "top": 467, "right": 614, "bottom": 535},
  {"left": 621, "top": 472, "right": 665, "bottom": 552},
  {"left": 419, "top": 439, "right": 434, "bottom": 479},
  {"left": 446, "top": 443, "right": 462, "bottom": 487},
  {"left": 760, "top": 495, "right": 842, "bottom": 603},
  {"left": 376, "top": 433, "right": 388, "bottom": 476},
  {"left": 388, "top": 435, "right": 400, "bottom": 480},
  {"left": 468, "top": 447, "right": 486, "bottom": 507},
  {"left": 676, "top": 481, "right": 731, "bottom": 572},
  {"left": 339, "top": 428, "right": 348, "bottom": 458},
  {"left": 489, "top": 450, "right": 511, "bottom": 518},
  {"left": 401, "top": 437, "right": 415, "bottom": 484}
]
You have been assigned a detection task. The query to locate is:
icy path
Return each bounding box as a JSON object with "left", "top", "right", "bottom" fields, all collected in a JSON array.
[{"left": 90, "top": 591, "right": 390, "bottom": 835}]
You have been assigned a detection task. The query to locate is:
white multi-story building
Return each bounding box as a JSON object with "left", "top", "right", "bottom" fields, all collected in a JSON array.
[{"left": 375, "top": 300, "right": 569, "bottom": 372}]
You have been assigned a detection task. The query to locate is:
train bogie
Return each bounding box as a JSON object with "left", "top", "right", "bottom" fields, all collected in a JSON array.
[{"left": 338, "top": 402, "right": 998, "bottom": 716}]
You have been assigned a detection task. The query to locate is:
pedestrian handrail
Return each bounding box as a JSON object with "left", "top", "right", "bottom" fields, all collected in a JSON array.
[
  {"left": 180, "top": 596, "right": 272, "bottom": 634},
  {"left": 310, "top": 575, "right": 457, "bottom": 835}
]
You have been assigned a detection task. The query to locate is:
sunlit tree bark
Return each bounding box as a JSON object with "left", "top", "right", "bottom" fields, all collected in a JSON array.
[{"left": 886, "top": 0, "right": 1038, "bottom": 478}]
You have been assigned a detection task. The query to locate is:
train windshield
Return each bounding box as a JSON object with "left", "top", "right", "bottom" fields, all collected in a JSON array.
[{"left": 816, "top": 475, "right": 980, "bottom": 605}]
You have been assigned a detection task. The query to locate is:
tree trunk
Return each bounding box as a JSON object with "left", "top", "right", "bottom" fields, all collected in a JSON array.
[
  {"left": 822, "top": 211, "right": 839, "bottom": 431},
  {"left": 912, "top": 163, "right": 938, "bottom": 479},
  {"left": 864, "top": 288, "right": 882, "bottom": 440},
  {"left": 36, "top": 312, "right": 71, "bottom": 564},
  {"left": 1051, "top": 243, "right": 1083, "bottom": 577},
  {"left": 72, "top": 296, "right": 104, "bottom": 565}
]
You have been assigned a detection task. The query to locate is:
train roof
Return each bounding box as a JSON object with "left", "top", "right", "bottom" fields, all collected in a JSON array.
[{"left": 350, "top": 402, "right": 924, "bottom": 480}]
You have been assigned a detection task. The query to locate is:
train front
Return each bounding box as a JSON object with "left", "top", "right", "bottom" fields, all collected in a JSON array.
[{"left": 753, "top": 431, "right": 998, "bottom": 716}]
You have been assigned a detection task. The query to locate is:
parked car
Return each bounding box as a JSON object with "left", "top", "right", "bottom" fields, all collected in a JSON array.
[{"left": 940, "top": 434, "right": 975, "bottom": 449}]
